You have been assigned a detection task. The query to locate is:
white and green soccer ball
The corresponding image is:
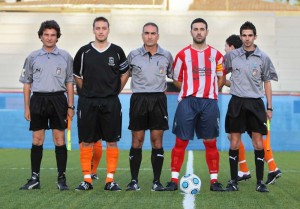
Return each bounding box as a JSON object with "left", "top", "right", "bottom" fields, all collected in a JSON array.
[{"left": 180, "top": 173, "right": 201, "bottom": 195}]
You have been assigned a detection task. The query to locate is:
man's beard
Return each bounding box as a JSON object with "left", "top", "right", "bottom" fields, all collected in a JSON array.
[
  {"left": 97, "top": 37, "right": 107, "bottom": 43},
  {"left": 193, "top": 37, "right": 206, "bottom": 45}
]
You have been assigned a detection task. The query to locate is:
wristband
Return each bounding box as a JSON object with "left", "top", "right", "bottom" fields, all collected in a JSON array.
[{"left": 68, "top": 105, "right": 75, "bottom": 110}]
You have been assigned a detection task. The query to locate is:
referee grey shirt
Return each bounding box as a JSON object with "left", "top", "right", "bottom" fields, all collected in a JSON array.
[
  {"left": 225, "top": 45, "right": 278, "bottom": 98},
  {"left": 19, "top": 47, "right": 73, "bottom": 92},
  {"left": 127, "top": 45, "right": 173, "bottom": 93}
]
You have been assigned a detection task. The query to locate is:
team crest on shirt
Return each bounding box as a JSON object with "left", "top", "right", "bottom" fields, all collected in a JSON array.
[
  {"left": 108, "top": 57, "right": 115, "bottom": 66},
  {"left": 209, "top": 56, "right": 215, "bottom": 63},
  {"left": 56, "top": 67, "right": 62, "bottom": 75},
  {"left": 252, "top": 63, "right": 259, "bottom": 78},
  {"left": 252, "top": 68, "right": 258, "bottom": 77},
  {"left": 159, "top": 65, "right": 165, "bottom": 74}
]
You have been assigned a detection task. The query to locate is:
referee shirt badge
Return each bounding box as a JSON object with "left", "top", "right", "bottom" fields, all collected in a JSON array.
[
  {"left": 108, "top": 57, "right": 115, "bottom": 66},
  {"left": 56, "top": 67, "right": 62, "bottom": 75},
  {"left": 252, "top": 68, "right": 258, "bottom": 77},
  {"left": 159, "top": 65, "right": 165, "bottom": 74},
  {"left": 252, "top": 64, "right": 258, "bottom": 77}
]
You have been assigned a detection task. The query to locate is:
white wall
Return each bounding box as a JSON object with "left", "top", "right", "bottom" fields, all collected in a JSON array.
[{"left": 0, "top": 10, "right": 299, "bottom": 92}]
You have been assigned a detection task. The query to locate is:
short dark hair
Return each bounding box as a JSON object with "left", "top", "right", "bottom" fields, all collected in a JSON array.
[
  {"left": 38, "top": 20, "right": 61, "bottom": 38},
  {"left": 226, "top": 34, "right": 242, "bottom": 49},
  {"left": 143, "top": 22, "right": 159, "bottom": 33},
  {"left": 191, "top": 18, "right": 208, "bottom": 30},
  {"left": 93, "top": 16, "right": 110, "bottom": 28},
  {"left": 240, "top": 21, "right": 256, "bottom": 36}
]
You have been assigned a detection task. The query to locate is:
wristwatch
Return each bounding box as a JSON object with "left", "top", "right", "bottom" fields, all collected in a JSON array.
[
  {"left": 68, "top": 105, "right": 75, "bottom": 110},
  {"left": 266, "top": 107, "right": 273, "bottom": 111}
]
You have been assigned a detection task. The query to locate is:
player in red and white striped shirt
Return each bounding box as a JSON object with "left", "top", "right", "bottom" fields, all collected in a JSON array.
[
  {"left": 165, "top": 18, "right": 225, "bottom": 192},
  {"left": 173, "top": 45, "right": 224, "bottom": 101}
]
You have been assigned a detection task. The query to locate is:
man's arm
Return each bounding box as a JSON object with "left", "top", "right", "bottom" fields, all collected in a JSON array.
[
  {"left": 173, "top": 80, "right": 182, "bottom": 90},
  {"left": 23, "top": 83, "right": 31, "bottom": 121},
  {"left": 264, "top": 81, "right": 273, "bottom": 120},
  {"left": 120, "top": 71, "right": 130, "bottom": 93},
  {"left": 74, "top": 76, "right": 83, "bottom": 89},
  {"left": 225, "top": 79, "right": 231, "bottom": 87},
  {"left": 217, "top": 75, "right": 225, "bottom": 91},
  {"left": 66, "top": 82, "right": 75, "bottom": 118}
]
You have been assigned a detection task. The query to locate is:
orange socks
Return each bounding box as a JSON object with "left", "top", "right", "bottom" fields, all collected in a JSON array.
[
  {"left": 263, "top": 139, "right": 277, "bottom": 172},
  {"left": 105, "top": 147, "right": 119, "bottom": 183},
  {"left": 91, "top": 141, "right": 102, "bottom": 174},
  {"left": 79, "top": 143, "right": 93, "bottom": 184},
  {"left": 238, "top": 141, "right": 250, "bottom": 173}
]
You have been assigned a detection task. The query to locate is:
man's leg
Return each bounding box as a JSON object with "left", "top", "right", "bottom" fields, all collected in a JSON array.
[
  {"left": 91, "top": 140, "right": 102, "bottom": 179},
  {"left": 53, "top": 129, "right": 69, "bottom": 190},
  {"left": 203, "top": 139, "right": 224, "bottom": 191},
  {"left": 150, "top": 130, "right": 165, "bottom": 191},
  {"left": 238, "top": 141, "right": 251, "bottom": 181},
  {"left": 104, "top": 141, "right": 122, "bottom": 191},
  {"left": 225, "top": 132, "right": 241, "bottom": 192},
  {"left": 75, "top": 142, "right": 94, "bottom": 191},
  {"left": 165, "top": 137, "right": 189, "bottom": 191},
  {"left": 262, "top": 139, "right": 282, "bottom": 184},
  {"left": 203, "top": 139, "right": 220, "bottom": 184},
  {"left": 129, "top": 131, "right": 145, "bottom": 183},
  {"left": 252, "top": 132, "right": 269, "bottom": 192},
  {"left": 20, "top": 130, "right": 45, "bottom": 190},
  {"left": 126, "top": 131, "right": 144, "bottom": 191}
]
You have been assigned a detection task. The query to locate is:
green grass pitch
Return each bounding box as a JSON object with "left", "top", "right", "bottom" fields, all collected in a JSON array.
[{"left": 0, "top": 149, "right": 299, "bottom": 209}]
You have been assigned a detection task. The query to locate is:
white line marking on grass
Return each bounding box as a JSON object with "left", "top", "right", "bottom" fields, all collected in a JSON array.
[
  {"left": 186, "top": 151, "right": 194, "bottom": 174},
  {"left": 182, "top": 150, "right": 195, "bottom": 209}
]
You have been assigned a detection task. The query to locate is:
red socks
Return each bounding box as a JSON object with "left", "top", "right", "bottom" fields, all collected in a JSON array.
[
  {"left": 170, "top": 137, "right": 189, "bottom": 184},
  {"left": 203, "top": 139, "right": 220, "bottom": 184}
]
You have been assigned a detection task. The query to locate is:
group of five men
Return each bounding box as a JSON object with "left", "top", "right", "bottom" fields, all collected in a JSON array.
[{"left": 18, "top": 16, "right": 279, "bottom": 193}]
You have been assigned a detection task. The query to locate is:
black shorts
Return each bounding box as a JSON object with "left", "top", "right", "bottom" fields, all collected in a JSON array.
[
  {"left": 77, "top": 96, "right": 122, "bottom": 143},
  {"left": 30, "top": 92, "right": 68, "bottom": 131},
  {"left": 225, "top": 95, "right": 267, "bottom": 135},
  {"left": 128, "top": 93, "right": 169, "bottom": 131}
]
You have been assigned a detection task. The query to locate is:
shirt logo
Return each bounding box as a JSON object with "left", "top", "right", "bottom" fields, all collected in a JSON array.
[
  {"left": 56, "top": 67, "right": 62, "bottom": 75},
  {"left": 252, "top": 68, "right": 258, "bottom": 77},
  {"left": 108, "top": 57, "right": 115, "bottom": 66},
  {"left": 209, "top": 56, "right": 215, "bottom": 63},
  {"left": 159, "top": 65, "right": 165, "bottom": 74},
  {"left": 229, "top": 156, "right": 237, "bottom": 161}
]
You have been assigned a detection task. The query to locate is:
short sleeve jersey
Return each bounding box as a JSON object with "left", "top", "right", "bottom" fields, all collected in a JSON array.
[
  {"left": 19, "top": 47, "right": 73, "bottom": 92},
  {"left": 225, "top": 46, "right": 278, "bottom": 98},
  {"left": 127, "top": 45, "right": 173, "bottom": 93},
  {"left": 173, "top": 45, "right": 224, "bottom": 101},
  {"left": 73, "top": 42, "right": 129, "bottom": 98}
]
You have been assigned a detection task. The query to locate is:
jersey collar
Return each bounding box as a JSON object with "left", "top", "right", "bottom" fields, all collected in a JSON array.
[
  {"left": 39, "top": 46, "right": 59, "bottom": 55},
  {"left": 141, "top": 44, "right": 164, "bottom": 56},
  {"left": 238, "top": 44, "right": 263, "bottom": 57}
]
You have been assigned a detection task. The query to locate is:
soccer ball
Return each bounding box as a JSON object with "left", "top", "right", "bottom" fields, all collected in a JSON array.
[{"left": 180, "top": 173, "right": 201, "bottom": 195}]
